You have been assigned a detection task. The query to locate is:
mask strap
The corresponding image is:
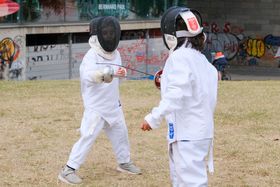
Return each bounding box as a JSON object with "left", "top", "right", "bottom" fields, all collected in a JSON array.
[{"left": 203, "top": 32, "right": 207, "bottom": 43}]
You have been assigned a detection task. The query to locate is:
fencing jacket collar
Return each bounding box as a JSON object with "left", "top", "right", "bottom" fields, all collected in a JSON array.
[{"left": 88, "top": 35, "right": 117, "bottom": 60}]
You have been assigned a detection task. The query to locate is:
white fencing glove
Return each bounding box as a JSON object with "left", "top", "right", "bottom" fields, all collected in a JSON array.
[
  {"left": 91, "top": 66, "right": 114, "bottom": 83},
  {"left": 92, "top": 70, "right": 104, "bottom": 83},
  {"left": 102, "top": 66, "right": 114, "bottom": 83}
]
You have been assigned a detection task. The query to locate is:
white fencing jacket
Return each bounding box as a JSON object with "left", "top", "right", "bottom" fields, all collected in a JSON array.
[
  {"left": 79, "top": 48, "right": 123, "bottom": 126},
  {"left": 145, "top": 45, "right": 218, "bottom": 143}
]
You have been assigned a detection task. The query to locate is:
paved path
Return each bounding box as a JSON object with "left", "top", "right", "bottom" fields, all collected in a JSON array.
[{"left": 225, "top": 66, "right": 280, "bottom": 81}]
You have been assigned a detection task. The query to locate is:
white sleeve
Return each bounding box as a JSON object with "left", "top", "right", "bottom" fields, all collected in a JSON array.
[
  {"left": 145, "top": 55, "right": 193, "bottom": 129},
  {"left": 80, "top": 52, "right": 104, "bottom": 83}
]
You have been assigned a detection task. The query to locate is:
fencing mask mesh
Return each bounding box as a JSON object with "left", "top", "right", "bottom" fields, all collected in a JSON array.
[{"left": 97, "top": 16, "right": 121, "bottom": 52}]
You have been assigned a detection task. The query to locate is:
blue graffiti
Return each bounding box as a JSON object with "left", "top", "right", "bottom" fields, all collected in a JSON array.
[{"left": 264, "top": 34, "right": 280, "bottom": 46}]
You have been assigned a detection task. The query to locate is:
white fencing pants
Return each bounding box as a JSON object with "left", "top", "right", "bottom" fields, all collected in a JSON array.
[
  {"left": 66, "top": 113, "right": 130, "bottom": 170},
  {"left": 169, "top": 139, "right": 212, "bottom": 187}
]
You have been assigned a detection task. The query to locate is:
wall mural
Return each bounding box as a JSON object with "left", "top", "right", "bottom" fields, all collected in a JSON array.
[
  {"left": 203, "top": 21, "right": 280, "bottom": 67},
  {"left": 0, "top": 36, "right": 25, "bottom": 80}
]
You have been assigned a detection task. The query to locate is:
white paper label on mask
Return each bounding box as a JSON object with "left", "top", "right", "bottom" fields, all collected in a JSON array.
[{"left": 180, "top": 11, "right": 202, "bottom": 35}]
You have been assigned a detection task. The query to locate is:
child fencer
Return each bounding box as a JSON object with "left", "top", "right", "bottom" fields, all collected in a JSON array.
[
  {"left": 141, "top": 6, "right": 218, "bottom": 187},
  {"left": 58, "top": 16, "right": 141, "bottom": 185}
]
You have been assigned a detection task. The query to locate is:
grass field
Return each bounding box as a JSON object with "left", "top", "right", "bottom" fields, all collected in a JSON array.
[{"left": 0, "top": 80, "right": 279, "bottom": 187}]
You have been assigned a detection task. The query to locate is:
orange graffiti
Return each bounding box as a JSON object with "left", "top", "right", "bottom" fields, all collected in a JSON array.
[
  {"left": 0, "top": 37, "right": 19, "bottom": 63},
  {"left": 246, "top": 39, "right": 265, "bottom": 58}
]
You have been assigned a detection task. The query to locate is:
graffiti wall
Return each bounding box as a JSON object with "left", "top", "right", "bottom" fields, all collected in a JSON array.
[
  {"left": 26, "top": 44, "right": 70, "bottom": 80},
  {"left": 0, "top": 29, "right": 26, "bottom": 80},
  {"left": 203, "top": 22, "right": 280, "bottom": 67},
  {"left": 118, "top": 38, "right": 168, "bottom": 78},
  {"left": 2, "top": 22, "right": 280, "bottom": 81},
  {"left": 23, "top": 27, "right": 280, "bottom": 81},
  {"left": 26, "top": 38, "right": 168, "bottom": 80}
]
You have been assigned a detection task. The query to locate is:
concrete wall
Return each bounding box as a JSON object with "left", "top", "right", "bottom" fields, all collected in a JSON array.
[
  {"left": 192, "top": 0, "right": 280, "bottom": 36},
  {"left": 25, "top": 38, "right": 168, "bottom": 80},
  {"left": 188, "top": 0, "right": 280, "bottom": 67}
]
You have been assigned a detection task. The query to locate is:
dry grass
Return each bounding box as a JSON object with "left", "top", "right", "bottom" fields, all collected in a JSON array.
[{"left": 0, "top": 80, "right": 279, "bottom": 187}]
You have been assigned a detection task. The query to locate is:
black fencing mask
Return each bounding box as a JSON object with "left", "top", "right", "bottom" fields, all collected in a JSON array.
[
  {"left": 161, "top": 6, "right": 203, "bottom": 51},
  {"left": 89, "top": 17, "right": 102, "bottom": 36},
  {"left": 96, "top": 16, "right": 121, "bottom": 52}
]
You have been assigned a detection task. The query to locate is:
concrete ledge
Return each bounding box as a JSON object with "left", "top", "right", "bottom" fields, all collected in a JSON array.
[
  {"left": 0, "top": 20, "right": 161, "bottom": 34},
  {"left": 227, "top": 65, "right": 280, "bottom": 80}
]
